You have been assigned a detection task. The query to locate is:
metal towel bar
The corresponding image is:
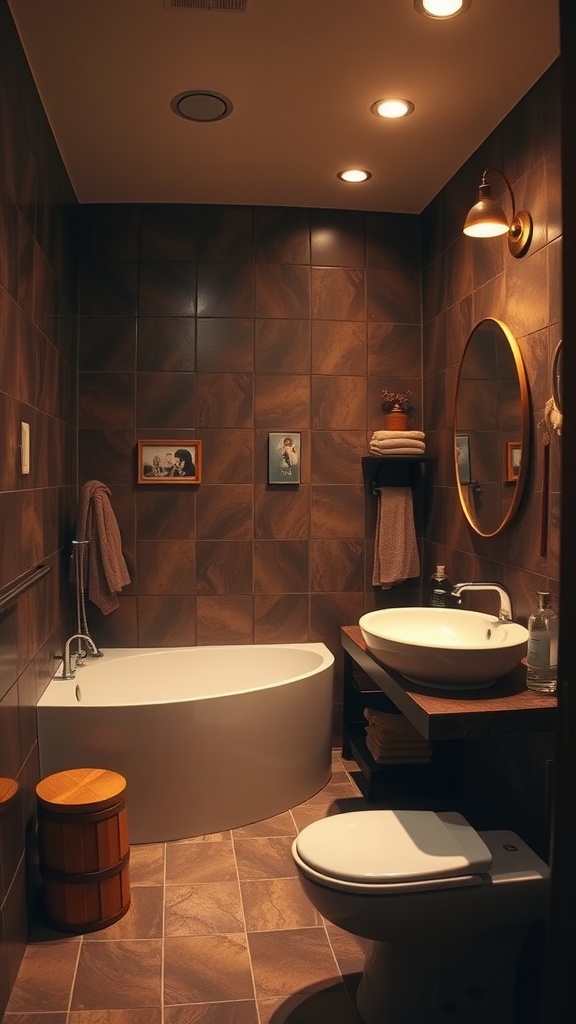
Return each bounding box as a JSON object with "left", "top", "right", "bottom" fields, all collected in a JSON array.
[{"left": 0, "top": 564, "right": 51, "bottom": 613}]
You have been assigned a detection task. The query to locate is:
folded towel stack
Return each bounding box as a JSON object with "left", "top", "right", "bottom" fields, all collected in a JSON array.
[
  {"left": 370, "top": 430, "right": 425, "bottom": 456},
  {"left": 363, "top": 708, "right": 431, "bottom": 764}
]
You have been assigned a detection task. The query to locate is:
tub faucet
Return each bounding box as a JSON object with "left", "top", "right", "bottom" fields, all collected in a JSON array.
[
  {"left": 62, "top": 634, "right": 100, "bottom": 679},
  {"left": 450, "top": 582, "right": 514, "bottom": 622}
]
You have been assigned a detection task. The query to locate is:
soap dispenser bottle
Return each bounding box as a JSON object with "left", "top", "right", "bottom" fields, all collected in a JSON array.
[
  {"left": 430, "top": 566, "right": 453, "bottom": 608},
  {"left": 526, "top": 592, "right": 558, "bottom": 693}
]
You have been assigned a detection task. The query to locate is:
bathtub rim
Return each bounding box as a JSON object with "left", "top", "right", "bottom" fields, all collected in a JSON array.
[{"left": 42, "top": 641, "right": 335, "bottom": 708}]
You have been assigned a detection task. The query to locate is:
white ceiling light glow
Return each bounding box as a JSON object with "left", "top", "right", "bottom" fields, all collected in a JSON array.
[
  {"left": 414, "top": 0, "right": 472, "bottom": 19},
  {"left": 370, "top": 98, "right": 415, "bottom": 119},
  {"left": 337, "top": 169, "right": 372, "bottom": 183}
]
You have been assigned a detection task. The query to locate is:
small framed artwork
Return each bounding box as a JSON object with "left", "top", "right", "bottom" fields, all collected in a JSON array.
[
  {"left": 137, "top": 440, "right": 202, "bottom": 484},
  {"left": 506, "top": 441, "right": 522, "bottom": 482},
  {"left": 455, "top": 434, "right": 471, "bottom": 485},
  {"left": 268, "top": 432, "right": 301, "bottom": 484}
]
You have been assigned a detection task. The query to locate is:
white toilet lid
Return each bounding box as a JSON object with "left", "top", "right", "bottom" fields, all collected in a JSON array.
[{"left": 294, "top": 810, "right": 493, "bottom": 885}]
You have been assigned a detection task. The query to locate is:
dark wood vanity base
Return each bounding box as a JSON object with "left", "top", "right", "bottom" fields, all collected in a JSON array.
[{"left": 342, "top": 625, "right": 557, "bottom": 802}]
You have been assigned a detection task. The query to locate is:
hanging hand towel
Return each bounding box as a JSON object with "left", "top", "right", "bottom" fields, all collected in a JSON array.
[
  {"left": 372, "top": 486, "right": 420, "bottom": 589},
  {"left": 72, "top": 480, "right": 131, "bottom": 614}
]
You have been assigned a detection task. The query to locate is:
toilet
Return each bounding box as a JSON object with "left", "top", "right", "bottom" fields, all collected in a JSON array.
[{"left": 292, "top": 809, "right": 549, "bottom": 1024}]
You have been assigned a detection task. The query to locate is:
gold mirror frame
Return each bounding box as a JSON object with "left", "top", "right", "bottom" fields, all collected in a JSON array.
[
  {"left": 454, "top": 317, "right": 530, "bottom": 538},
  {"left": 552, "top": 339, "right": 563, "bottom": 415}
]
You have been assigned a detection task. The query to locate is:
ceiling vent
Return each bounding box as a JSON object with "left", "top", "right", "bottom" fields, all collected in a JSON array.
[{"left": 164, "top": 0, "right": 248, "bottom": 10}]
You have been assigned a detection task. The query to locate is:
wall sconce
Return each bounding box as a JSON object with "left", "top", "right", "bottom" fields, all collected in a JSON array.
[{"left": 463, "top": 167, "right": 533, "bottom": 258}]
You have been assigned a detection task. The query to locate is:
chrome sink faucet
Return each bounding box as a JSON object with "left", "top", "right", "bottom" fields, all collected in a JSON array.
[
  {"left": 451, "top": 582, "right": 513, "bottom": 622},
  {"left": 62, "top": 633, "right": 100, "bottom": 679}
]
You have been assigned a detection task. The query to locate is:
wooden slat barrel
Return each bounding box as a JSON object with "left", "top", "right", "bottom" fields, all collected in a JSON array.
[{"left": 36, "top": 768, "right": 130, "bottom": 933}]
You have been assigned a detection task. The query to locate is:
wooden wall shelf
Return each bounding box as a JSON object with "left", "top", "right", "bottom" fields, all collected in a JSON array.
[{"left": 362, "top": 454, "right": 433, "bottom": 492}]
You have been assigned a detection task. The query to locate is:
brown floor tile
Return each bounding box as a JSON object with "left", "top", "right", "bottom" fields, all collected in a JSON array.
[
  {"left": 325, "top": 924, "right": 366, "bottom": 975},
  {"left": 165, "top": 841, "right": 237, "bottom": 884},
  {"left": 302, "top": 781, "right": 361, "bottom": 806},
  {"left": 4, "top": 778, "right": 367, "bottom": 1024},
  {"left": 291, "top": 791, "right": 367, "bottom": 831},
  {"left": 2, "top": 1016, "right": 67, "bottom": 1024},
  {"left": 69, "top": 1013, "right": 161, "bottom": 1024},
  {"left": 241, "top": 878, "right": 321, "bottom": 932},
  {"left": 83, "top": 887, "right": 163, "bottom": 940},
  {"left": 326, "top": 771, "right": 353, "bottom": 785},
  {"left": 233, "top": 837, "right": 297, "bottom": 880},
  {"left": 248, "top": 929, "right": 340, "bottom": 999},
  {"left": 232, "top": 812, "right": 296, "bottom": 838},
  {"left": 71, "top": 940, "right": 162, "bottom": 1010},
  {"left": 290, "top": 802, "right": 341, "bottom": 831},
  {"left": 341, "top": 972, "right": 362, "bottom": 1011},
  {"left": 173, "top": 831, "right": 231, "bottom": 843},
  {"left": 164, "top": 1004, "right": 258, "bottom": 1024},
  {"left": 258, "top": 982, "right": 360, "bottom": 1024},
  {"left": 164, "top": 935, "right": 254, "bottom": 1005},
  {"left": 164, "top": 882, "right": 245, "bottom": 936},
  {"left": 5, "top": 942, "right": 81, "bottom": 1013},
  {"left": 22, "top": 924, "right": 81, "bottom": 945},
  {"left": 128, "top": 845, "right": 165, "bottom": 886}
]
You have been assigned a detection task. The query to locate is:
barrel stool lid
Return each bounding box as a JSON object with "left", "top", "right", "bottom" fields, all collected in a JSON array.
[
  {"left": 36, "top": 769, "right": 126, "bottom": 813},
  {"left": 0, "top": 778, "right": 19, "bottom": 812}
]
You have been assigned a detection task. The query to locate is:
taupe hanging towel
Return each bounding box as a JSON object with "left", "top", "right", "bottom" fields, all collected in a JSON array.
[
  {"left": 372, "top": 486, "right": 420, "bottom": 589},
  {"left": 72, "top": 480, "right": 131, "bottom": 614}
]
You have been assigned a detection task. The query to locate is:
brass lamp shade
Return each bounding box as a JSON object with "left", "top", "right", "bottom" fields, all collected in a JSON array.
[
  {"left": 463, "top": 169, "right": 533, "bottom": 258},
  {"left": 463, "top": 184, "right": 509, "bottom": 237}
]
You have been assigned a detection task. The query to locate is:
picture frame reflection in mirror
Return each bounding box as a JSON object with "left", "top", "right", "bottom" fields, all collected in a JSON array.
[
  {"left": 455, "top": 433, "right": 471, "bottom": 485},
  {"left": 506, "top": 441, "right": 522, "bottom": 483}
]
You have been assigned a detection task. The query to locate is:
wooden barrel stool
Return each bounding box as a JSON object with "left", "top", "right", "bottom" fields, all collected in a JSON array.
[{"left": 36, "top": 768, "right": 130, "bottom": 933}]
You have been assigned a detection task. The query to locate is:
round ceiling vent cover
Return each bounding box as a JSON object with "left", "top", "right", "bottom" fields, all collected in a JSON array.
[{"left": 171, "top": 91, "right": 233, "bottom": 122}]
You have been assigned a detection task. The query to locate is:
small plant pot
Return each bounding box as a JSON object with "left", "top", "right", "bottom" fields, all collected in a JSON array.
[{"left": 384, "top": 411, "right": 408, "bottom": 430}]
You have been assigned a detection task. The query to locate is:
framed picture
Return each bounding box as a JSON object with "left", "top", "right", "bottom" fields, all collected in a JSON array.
[
  {"left": 137, "top": 440, "right": 202, "bottom": 484},
  {"left": 506, "top": 441, "right": 522, "bottom": 482},
  {"left": 268, "top": 432, "right": 301, "bottom": 484},
  {"left": 455, "top": 434, "right": 471, "bottom": 485}
]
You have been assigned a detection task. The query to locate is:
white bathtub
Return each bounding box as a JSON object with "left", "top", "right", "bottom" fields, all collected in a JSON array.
[{"left": 37, "top": 644, "right": 334, "bottom": 843}]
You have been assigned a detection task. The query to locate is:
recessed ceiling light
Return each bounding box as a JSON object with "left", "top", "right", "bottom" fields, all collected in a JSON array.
[
  {"left": 414, "top": 0, "right": 472, "bottom": 18},
  {"left": 370, "top": 98, "right": 415, "bottom": 119},
  {"left": 171, "top": 90, "right": 233, "bottom": 122},
  {"left": 337, "top": 169, "right": 372, "bottom": 183}
]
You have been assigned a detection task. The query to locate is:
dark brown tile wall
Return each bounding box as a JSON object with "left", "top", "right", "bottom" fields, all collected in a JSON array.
[
  {"left": 77, "top": 206, "right": 424, "bottom": 711},
  {"left": 0, "top": 0, "right": 562, "bottom": 1012},
  {"left": 421, "top": 60, "right": 561, "bottom": 624},
  {"left": 420, "top": 60, "right": 561, "bottom": 855},
  {"left": 0, "top": 0, "right": 79, "bottom": 1014}
]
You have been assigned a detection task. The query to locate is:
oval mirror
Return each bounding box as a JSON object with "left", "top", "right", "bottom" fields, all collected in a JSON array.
[
  {"left": 552, "top": 339, "right": 563, "bottom": 415},
  {"left": 454, "top": 318, "right": 530, "bottom": 538}
]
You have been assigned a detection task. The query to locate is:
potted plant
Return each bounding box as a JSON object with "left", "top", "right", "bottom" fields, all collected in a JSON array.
[{"left": 380, "top": 388, "right": 412, "bottom": 429}]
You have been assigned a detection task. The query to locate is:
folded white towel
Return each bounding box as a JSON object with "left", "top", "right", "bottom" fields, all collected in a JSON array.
[
  {"left": 371, "top": 430, "right": 425, "bottom": 441},
  {"left": 372, "top": 486, "right": 420, "bottom": 588},
  {"left": 365, "top": 731, "right": 431, "bottom": 764},
  {"left": 365, "top": 728, "right": 429, "bottom": 754},
  {"left": 370, "top": 446, "right": 426, "bottom": 456},
  {"left": 364, "top": 708, "right": 421, "bottom": 730},
  {"left": 370, "top": 438, "right": 426, "bottom": 451}
]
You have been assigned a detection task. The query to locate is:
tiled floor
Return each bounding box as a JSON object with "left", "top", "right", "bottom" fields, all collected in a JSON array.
[{"left": 2, "top": 753, "right": 370, "bottom": 1024}]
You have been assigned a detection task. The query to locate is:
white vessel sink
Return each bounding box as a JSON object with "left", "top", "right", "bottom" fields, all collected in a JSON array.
[{"left": 359, "top": 607, "right": 529, "bottom": 688}]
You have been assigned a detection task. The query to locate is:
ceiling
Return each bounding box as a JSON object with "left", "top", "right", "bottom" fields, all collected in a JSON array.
[{"left": 7, "top": 0, "right": 559, "bottom": 213}]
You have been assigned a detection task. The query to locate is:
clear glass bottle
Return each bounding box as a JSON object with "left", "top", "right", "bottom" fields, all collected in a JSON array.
[
  {"left": 430, "top": 566, "right": 453, "bottom": 608},
  {"left": 526, "top": 592, "right": 558, "bottom": 693}
]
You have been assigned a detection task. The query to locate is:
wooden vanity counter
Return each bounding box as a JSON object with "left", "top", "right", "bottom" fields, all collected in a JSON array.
[{"left": 341, "top": 625, "right": 557, "bottom": 742}]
